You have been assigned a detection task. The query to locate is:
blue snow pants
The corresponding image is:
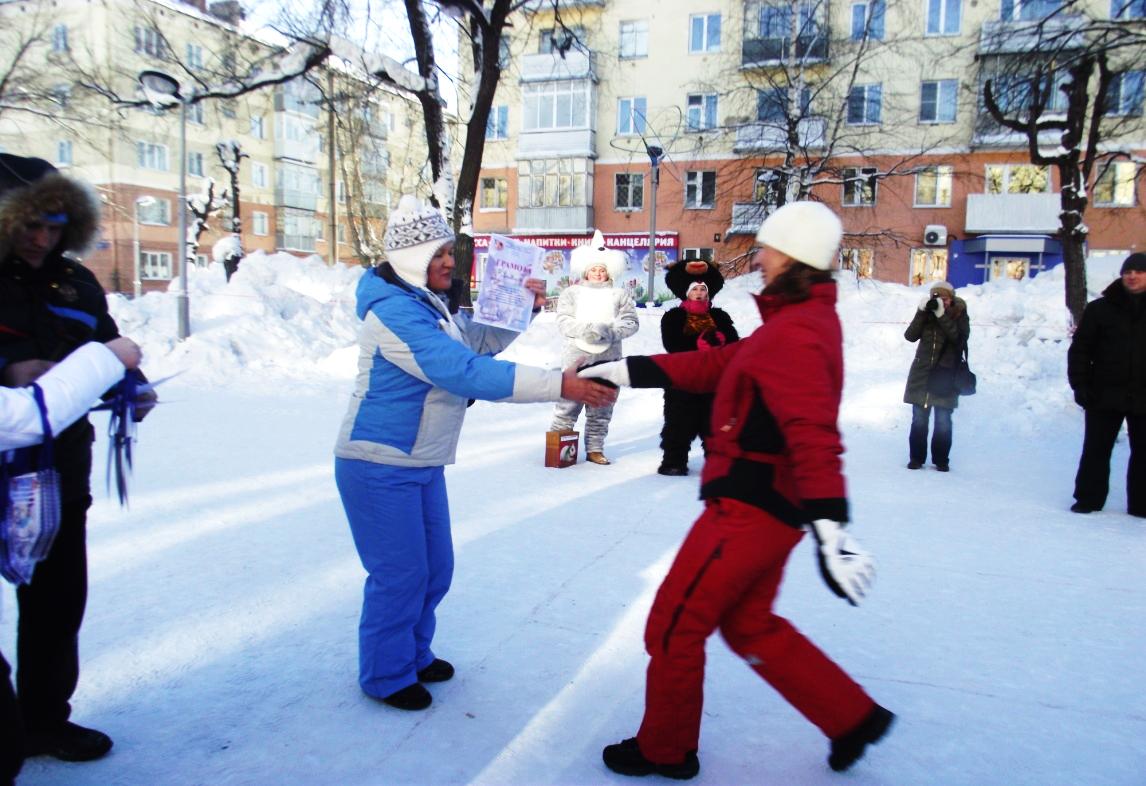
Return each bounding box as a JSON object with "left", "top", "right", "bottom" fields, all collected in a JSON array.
[{"left": 334, "top": 458, "right": 454, "bottom": 699}]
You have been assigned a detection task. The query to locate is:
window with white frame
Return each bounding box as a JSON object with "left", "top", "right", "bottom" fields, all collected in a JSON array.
[
  {"left": 56, "top": 140, "right": 73, "bottom": 166},
  {"left": 251, "top": 161, "right": 268, "bottom": 188},
  {"left": 517, "top": 158, "right": 592, "bottom": 208},
  {"left": 920, "top": 80, "right": 958, "bottom": 123},
  {"left": 840, "top": 248, "right": 875, "bottom": 278},
  {"left": 689, "top": 13, "right": 721, "bottom": 53},
  {"left": 1094, "top": 161, "right": 1138, "bottom": 206},
  {"left": 615, "top": 172, "right": 644, "bottom": 210},
  {"left": 684, "top": 170, "right": 716, "bottom": 209},
  {"left": 486, "top": 105, "right": 509, "bottom": 139},
  {"left": 847, "top": 84, "right": 882, "bottom": 124},
  {"left": 250, "top": 115, "right": 265, "bottom": 139},
  {"left": 619, "top": 20, "right": 649, "bottom": 58},
  {"left": 1000, "top": 0, "right": 1065, "bottom": 21},
  {"left": 687, "top": 93, "right": 718, "bottom": 131},
  {"left": 222, "top": 100, "right": 237, "bottom": 119},
  {"left": 850, "top": 0, "right": 885, "bottom": 40},
  {"left": 617, "top": 96, "right": 647, "bottom": 136},
  {"left": 138, "top": 198, "right": 170, "bottom": 225},
  {"left": 136, "top": 141, "right": 169, "bottom": 171},
  {"left": 51, "top": 85, "right": 70, "bottom": 109},
  {"left": 51, "top": 24, "right": 68, "bottom": 52},
  {"left": 986, "top": 164, "right": 1050, "bottom": 194},
  {"left": 751, "top": 3, "right": 826, "bottom": 62},
  {"left": 914, "top": 165, "right": 953, "bottom": 207},
  {"left": 522, "top": 81, "right": 590, "bottom": 131},
  {"left": 252, "top": 210, "right": 269, "bottom": 235},
  {"left": 757, "top": 86, "right": 811, "bottom": 123},
  {"left": 926, "top": 0, "right": 962, "bottom": 34},
  {"left": 134, "top": 26, "right": 167, "bottom": 58},
  {"left": 186, "top": 44, "right": 204, "bottom": 70},
  {"left": 187, "top": 151, "right": 204, "bottom": 177},
  {"left": 843, "top": 167, "right": 878, "bottom": 206},
  {"left": 140, "top": 251, "right": 173, "bottom": 279},
  {"left": 1112, "top": 0, "right": 1146, "bottom": 19},
  {"left": 539, "top": 25, "right": 584, "bottom": 53},
  {"left": 910, "top": 249, "right": 948, "bottom": 285},
  {"left": 1102, "top": 71, "right": 1144, "bottom": 116},
  {"left": 187, "top": 102, "right": 205, "bottom": 125},
  {"left": 481, "top": 177, "right": 508, "bottom": 210},
  {"left": 195, "top": 253, "right": 208, "bottom": 267}
]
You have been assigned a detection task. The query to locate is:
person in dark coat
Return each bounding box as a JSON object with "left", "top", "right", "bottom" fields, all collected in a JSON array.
[
  {"left": 0, "top": 154, "right": 154, "bottom": 764},
  {"left": 656, "top": 260, "right": 738, "bottom": 476},
  {"left": 902, "top": 281, "right": 970, "bottom": 471},
  {"left": 1067, "top": 253, "right": 1146, "bottom": 517},
  {"left": 582, "top": 201, "right": 891, "bottom": 780}
]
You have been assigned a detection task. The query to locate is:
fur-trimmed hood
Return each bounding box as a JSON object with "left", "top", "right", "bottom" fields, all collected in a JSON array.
[{"left": 0, "top": 170, "right": 101, "bottom": 261}]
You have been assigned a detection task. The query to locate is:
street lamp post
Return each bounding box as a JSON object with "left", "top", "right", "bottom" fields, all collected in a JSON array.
[
  {"left": 132, "top": 195, "right": 156, "bottom": 298},
  {"left": 138, "top": 69, "right": 191, "bottom": 339},
  {"left": 644, "top": 144, "right": 664, "bottom": 306}
]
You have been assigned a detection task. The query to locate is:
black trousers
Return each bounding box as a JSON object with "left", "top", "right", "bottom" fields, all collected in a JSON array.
[
  {"left": 660, "top": 389, "right": 712, "bottom": 468},
  {"left": 16, "top": 495, "right": 91, "bottom": 732},
  {"left": 1, "top": 650, "right": 24, "bottom": 783},
  {"left": 1073, "top": 410, "right": 1145, "bottom": 517}
]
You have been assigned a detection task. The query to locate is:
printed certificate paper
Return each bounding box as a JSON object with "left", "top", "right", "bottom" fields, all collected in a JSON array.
[{"left": 474, "top": 234, "right": 542, "bottom": 333}]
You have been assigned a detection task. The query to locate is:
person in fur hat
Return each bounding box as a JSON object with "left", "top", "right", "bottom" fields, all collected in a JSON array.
[
  {"left": 334, "top": 196, "right": 615, "bottom": 712},
  {"left": 548, "top": 230, "right": 639, "bottom": 465},
  {"left": 656, "top": 259, "right": 739, "bottom": 476},
  {"left": 580, "top": 201, "right": 892, "bottom": 780},
  {"left": 0, "top": 154, "right": 154, "bottom": 765},
  {"left": 903, "top": 280, "right": 970, "bottom": 471}
]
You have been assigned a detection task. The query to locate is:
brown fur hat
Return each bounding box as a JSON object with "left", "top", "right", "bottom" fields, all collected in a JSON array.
[{"left": 0, "top": 154, "right": 101, "bottom": 260}]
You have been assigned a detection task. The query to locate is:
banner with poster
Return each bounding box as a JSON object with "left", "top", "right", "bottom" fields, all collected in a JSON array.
[
  {"left": 473, "top": 232, "right": 679, "bottom": 304},
  {"left": 472, "top": 234, "right": 543, "bottom": 333}
]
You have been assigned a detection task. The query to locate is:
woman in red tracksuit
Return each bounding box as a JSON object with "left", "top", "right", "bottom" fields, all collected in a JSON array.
[{"left": 583, "top": 201, "right": 894, "bottom": 780}]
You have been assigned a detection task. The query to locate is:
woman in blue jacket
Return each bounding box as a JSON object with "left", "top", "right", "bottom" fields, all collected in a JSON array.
[{"left": 334, "top": 196, "right": 615, "bottom": 711}]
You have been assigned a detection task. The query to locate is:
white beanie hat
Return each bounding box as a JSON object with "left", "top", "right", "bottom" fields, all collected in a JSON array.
[
  {"left": 754, "top": 201, "right": 842, "bottom": 271},
  {"left": 570, "top": 229, "right": 627, "bottom": 283},
  {"left": 383, "top": 195, "right": 455, "bottom": 287}
]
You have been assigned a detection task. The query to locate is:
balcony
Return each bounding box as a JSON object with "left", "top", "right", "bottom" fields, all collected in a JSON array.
[
  {"left": 978, "top": 15, "right": 1085, "bottom": 55},
  {"left": 965, "top": 193, "right": 1060, "bottom": 234},
  {"left": 275, "top": 187, "right": 319, "bottom": 212},
  {"left": 733, "top": 117, "right": 826, "bottom": 152},
  {"left": 741, "top": 34, "right": 827, "bottom": 67},
  {"left": 517, "top": 127, "right": 596, "bottom": 158},
  {"left": 727, "top": 202, "right": 769, "bottom": 235},
  {"left": 514, "top": 205, "right": 595, "bottom": 233},
  {"left": 520, "top": 49, "right": 594, "bottom": 83}
]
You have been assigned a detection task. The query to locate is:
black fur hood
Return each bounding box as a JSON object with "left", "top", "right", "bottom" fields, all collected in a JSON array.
[{"left": 0, "top": 167, "right": 101, "bottom": 261}]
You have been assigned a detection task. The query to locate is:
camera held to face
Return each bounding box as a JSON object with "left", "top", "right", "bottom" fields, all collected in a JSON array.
[{"left": 926, "top": 297, "right": 940, "bottom": 312}]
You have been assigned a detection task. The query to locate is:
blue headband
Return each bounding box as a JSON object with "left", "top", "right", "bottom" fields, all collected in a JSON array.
[{"left": 41, "top": 212, "right": 68, "bottom": 224}]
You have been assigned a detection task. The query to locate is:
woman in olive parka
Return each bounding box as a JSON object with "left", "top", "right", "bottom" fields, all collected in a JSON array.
[{"left": 903, "top": 281, "right": 970, "bottom": 471}]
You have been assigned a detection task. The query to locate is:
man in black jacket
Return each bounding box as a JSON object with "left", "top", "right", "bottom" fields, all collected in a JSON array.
[
  {"left": 0, "top": 154, "right": 151, "bottom": 764},
  {"left": 1067, "top": 253, "right": 1146, "bottom": 518}
]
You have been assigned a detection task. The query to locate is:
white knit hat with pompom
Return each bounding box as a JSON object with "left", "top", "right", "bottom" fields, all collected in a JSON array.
[{"left": 383, "top": 195, "right": 455, "bottom": 287}]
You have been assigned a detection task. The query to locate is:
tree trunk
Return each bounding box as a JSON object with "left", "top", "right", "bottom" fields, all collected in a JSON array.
[{"left": 1060, "top": 213, "right": 1088, "bottom": 327}]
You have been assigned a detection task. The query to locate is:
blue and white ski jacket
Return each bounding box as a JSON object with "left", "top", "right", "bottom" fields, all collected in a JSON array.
[{"left": 334, "top": 267, "right": 562, "bottom": 467}]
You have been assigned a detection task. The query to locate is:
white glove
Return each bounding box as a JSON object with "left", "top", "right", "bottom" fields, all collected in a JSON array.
[
  {"left": 932, "top": 298, "right": 945, "bottom": 318},
  {"left": 918, "top": 296, "right": 944, "bottom": 318},
  {"left": 808, "top": 519, "right": 876, "bottom": 606},
  {"left": 577, "top": 360, "right": 630, "bottom": 388}
]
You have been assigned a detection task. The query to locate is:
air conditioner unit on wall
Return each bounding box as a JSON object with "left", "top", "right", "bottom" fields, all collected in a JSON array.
[{"left": 923, "top": 225, "right": 948, "bottom": 246}]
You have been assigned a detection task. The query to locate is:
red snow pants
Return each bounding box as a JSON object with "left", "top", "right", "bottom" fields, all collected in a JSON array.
[{"left": 636, "top": 498, "right": 875, "bottom": 763}]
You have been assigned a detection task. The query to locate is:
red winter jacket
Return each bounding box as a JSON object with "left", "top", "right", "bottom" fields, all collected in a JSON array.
[{"left": 630, "top": 282, "right": 848, "bottom": 527}]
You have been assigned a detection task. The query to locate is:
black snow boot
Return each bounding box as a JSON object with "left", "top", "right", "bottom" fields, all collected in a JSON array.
[
  {"left": 417, "top": 659, "right": 455, "bottom": 683},
  {"left": 828, "top": 704, "right": 895, "bottom": 772},
  {"left": 381, "top": 683, "right": 432, "bottom": 711},
  {"left": 657, "top": 463, "right": 688, "bottom": 476},
  {"left": 25, "top": 722, "right": 113, "bottom": 762},
  {"left": 602, "top": 737, "right": 699, "bottom": 780}
]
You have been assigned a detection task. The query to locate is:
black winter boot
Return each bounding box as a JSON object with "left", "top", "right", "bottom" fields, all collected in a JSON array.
[
  {"left": 602, "top": 737, "right": 699, "bottom": 780},
  {"left": 828, "top": 704, "right": 895, "bottom": 772},
  {"left": 417, "top": 659, "right": 454, "bottom": 683},
  {"left": 380, "top": 683, "right": 432, "bottom": 711},
  {"left": 657, "top": 463, "right": 688, "bottom": 476},
  {"left": 26, "top": 722, "right": 113, "bottom": 762}
]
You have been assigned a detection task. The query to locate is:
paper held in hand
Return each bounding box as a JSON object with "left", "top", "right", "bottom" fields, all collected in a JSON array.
[{"left": 473, "top": 234, "right": 543, "bottom": 333}]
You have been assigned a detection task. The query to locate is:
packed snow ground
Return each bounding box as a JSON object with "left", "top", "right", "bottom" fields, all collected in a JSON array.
[{"left": 3, "top": 253, "right": 1143, "bottom": 786}]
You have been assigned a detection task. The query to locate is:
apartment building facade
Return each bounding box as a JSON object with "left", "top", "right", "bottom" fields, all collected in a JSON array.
[
  {"left": 0, "top": 0, "right": 427, "bottom": 293},
  {"left": 472, "top": 0, "right": 1145, "bottom": 288}
]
